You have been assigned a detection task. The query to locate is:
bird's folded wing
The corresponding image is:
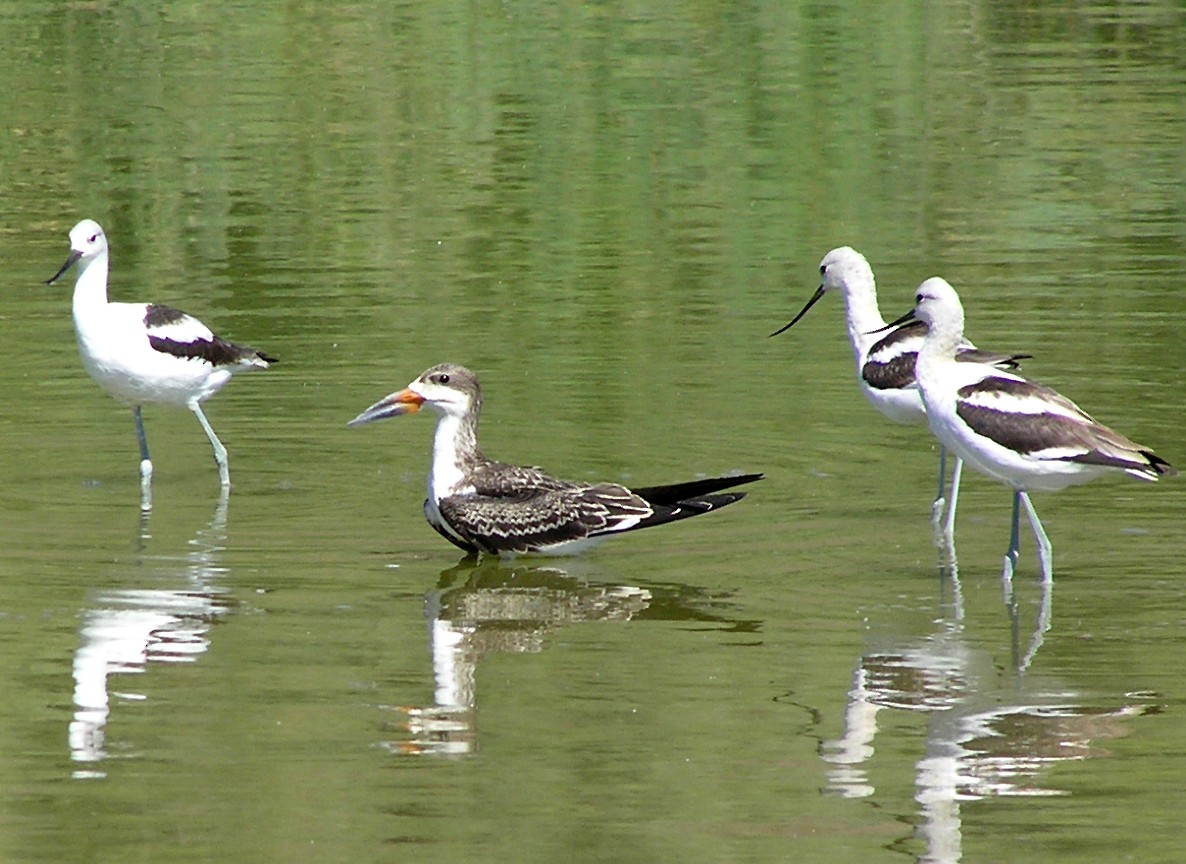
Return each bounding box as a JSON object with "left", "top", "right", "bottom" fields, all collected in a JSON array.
[
  {"left": 955, "top": 375, "right": 1164, "bottom": 473},
  {"left": 439, "top": 484, "right": 652, "bottom": 554}
]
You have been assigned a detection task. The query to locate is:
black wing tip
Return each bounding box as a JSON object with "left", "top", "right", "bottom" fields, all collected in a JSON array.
[
  {"left": 630, "top": 472, "right": 764, "bottom": 506},
  {"left": 148, "top": 335, "right": 278, "bottom": 368},
  {"left": 689, "top": 490, "right": 748, "bottom": 510},
  {"left": 734, "top": 472, "right": 765, "bottom": 484},
  {"left": 1144, "top": 451, "right": 1177, "bottom": 478},
  {"left": 708, "top": 472, "right": 765, "bottom": 490},
  {"left": 634, "top": 487, "right": 751, "bottom": 531}
]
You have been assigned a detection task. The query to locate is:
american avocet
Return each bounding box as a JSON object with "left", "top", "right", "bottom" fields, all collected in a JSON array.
[
  {"left": 348, "top": 363, "right": 762, "bottom": 556},
  {"left": 46, "top": 219, "right": 276, "bottom": 497},
  {"left": 885, "top": 277, "right": 1174, "bottom": 581},
  {"left": 770, "top": 247, "right": 1028, "bottom": 534}
]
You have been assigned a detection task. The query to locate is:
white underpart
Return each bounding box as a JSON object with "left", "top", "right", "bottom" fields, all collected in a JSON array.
[
  {"left": 824, "top": 249, "right": 929, "bottom": 425},
  {"left": 70, "top": 242, "right": 233, "bottom": 408},
  {"left": 424, "top": 407, "right": 476, "bottom": 541},
  {"left": 528, "top": 535, "right": 609, "bottom": 557},
  {"left": 913, "top": 280, "right": 1113, "bottom": 492},
  {"left": 821, "top": 248, "right": 984, "bottom": 428}
]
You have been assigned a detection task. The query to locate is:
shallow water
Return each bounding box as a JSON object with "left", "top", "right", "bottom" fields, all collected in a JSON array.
[{"left": 2, "top": 2, "right": 1186, "bottom": 862}]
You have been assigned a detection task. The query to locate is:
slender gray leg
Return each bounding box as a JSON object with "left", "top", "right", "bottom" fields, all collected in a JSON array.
[
  {"left": 1019, "top": 491, "right": 1052, "bottom": 582},
  {"left": 190, "top": 402, "right": 230, "bottom": 487},
  {"left": 944, "top": 457, "right": 963, "bottom": 538},
  {"left": 134, "top": 405, "right": 151, "bottom": 472},
  {"left": 931, "top": 446, "right": 949, "bottom": 526},
  {"left": 1001, "top": 490, "right": 1022, "bottom": 597},
  {"left": 133, "top": 406, "right": 153, "bottom": 509}
]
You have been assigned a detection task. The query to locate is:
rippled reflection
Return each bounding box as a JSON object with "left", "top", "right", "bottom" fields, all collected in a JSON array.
[
  {"left": 382, "top": 558, "right": 651, "bottom": 757},
  {"left": 821, "top": 605, "right": 1156, "bottom": 863},
  {"left": 383, "top": 559, "right": 756, "bottom": 757},
  {"left": 939, "top": 537, "right": 1052, "bottom": 672},
  {"left": 69, "top": 494, "right": 234, "bottom": 778}
]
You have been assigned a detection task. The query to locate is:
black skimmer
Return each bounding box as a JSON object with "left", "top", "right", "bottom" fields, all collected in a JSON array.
[{"left": 348, "top": 363, "right": 762, "bottom": 556}]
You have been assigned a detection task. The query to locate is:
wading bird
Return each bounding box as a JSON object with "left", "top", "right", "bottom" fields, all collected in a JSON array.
[
  {"left": 47, "top": 219, "right": 276, "bottom": 500},
  {"left": 348, "top": 363, "right": 761, "bottom": 556}
]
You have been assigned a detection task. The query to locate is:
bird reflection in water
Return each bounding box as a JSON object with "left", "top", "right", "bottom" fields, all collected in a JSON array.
[
  {"left": 383, "top": 558, "right": 756, "bottom": 757},
  {"left": 381, "top": 557, "right": 651, "bottom": 757},
  {"left": 940, "top": 529, "right": 1051, "bottom": 672},
  {"left": 819, "top": 603, "right": 1156, "bottom": 863},
  {"left": 69, "top": 492, "right": 234, "bottom": 778}
]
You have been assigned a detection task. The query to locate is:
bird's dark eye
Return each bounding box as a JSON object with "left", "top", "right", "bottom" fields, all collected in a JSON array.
[
  {"left": 819, "top": 264, "right": 826, "bottom": 275},
  {"left": 916, "top": 294, "right": 923, "bottom": 303},
  {"left": 88, "top": 234, "right": 99, "bottom": 243},
  {"left": 438, "top": 373, "right": 450, "bottom": 384}
]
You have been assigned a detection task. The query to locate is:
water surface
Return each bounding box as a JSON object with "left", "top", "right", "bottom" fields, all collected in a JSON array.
[{"left": 2, "top": 2, "right": 1186, "bottom": 862}]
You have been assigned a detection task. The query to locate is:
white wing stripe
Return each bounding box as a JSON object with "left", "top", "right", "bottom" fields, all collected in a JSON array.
[
  {"left": 146, "top": 315, "right": 215, "bottom": 344},
  {"left": 959, "top": 389, "right": 1085, "bottom": 420}
]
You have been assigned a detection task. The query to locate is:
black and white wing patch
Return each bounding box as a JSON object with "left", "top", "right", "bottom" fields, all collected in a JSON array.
[
  {"left": 865, "top": 322, "right": 1028, "bottom": 391},
  {"left": 956, "top": 347, "right": 1029, "bottom": 371},
  {"left": 145, "top": 304, "right": 276, "bottom": 368},
  {"left": 862, "top": 321, "right": 925, "bottom": 391},
  {"left": 956, "top": 376, "right": 1172, "bottom": 478}
]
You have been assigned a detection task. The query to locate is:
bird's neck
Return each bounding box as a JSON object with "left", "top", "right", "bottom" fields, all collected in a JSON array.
[
  {"left": 841, "top": 282, "right": 889, "bottom": 357},
  {"left": 917, "top": 313, "right": 966, "bottom": 370},
  {"left": 428, "top": 409, "right": 483, "bottom": 502},
  {"left": 71, "top": 253, "right": 110, "bottom": 324}
]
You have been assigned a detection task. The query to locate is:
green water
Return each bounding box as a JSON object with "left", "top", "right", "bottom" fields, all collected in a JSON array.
[{"left": 2, "top": 2, "right": 1185, "bottom": 862}]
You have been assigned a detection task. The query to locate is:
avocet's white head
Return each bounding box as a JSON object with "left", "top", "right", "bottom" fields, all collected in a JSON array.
[
  {"left": 878, "top": 276, "right": 967, "bottom": 357},
  {"left": 819, "top": 246, "right": 875, "bottom": 295},
  {"left": 46, "top": 219, "right": 109, "bottom": 285},
  {"left": 911, "top": 277, "right": 965, "bottom": 336},
  {"left": 348, "top": 363, "right": 482, "bottom": 428},
  {"left": 770, "top": 246, "right": 877, "bottom": 338}
]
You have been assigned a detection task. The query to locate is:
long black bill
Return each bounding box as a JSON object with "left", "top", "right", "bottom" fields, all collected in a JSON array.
[
  {"left": 867, "top": 307, "right": 918, "bottom": 335},
  {"left": 46, "top": 251, "right": 82, "bottom": 285},
  {"left": 769, "top": 284, "right": 826, "bottom": 337}
]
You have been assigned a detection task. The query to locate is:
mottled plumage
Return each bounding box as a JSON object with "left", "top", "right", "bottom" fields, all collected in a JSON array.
[{"left": 349, "top": 363, "right": 760, "bottom": 557}]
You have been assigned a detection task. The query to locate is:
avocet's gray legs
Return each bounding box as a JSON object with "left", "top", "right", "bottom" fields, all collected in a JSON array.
[
  {"left": 133, "top": 405, "right": 153, "bottom": 509},
  {"left": 1001, "top": 490, "right": 1022, "bottom": 597},
  {"left": 190, "top": 402, "right": 230, "bottom": 487},
  {"left": 931, "top": 446, "right": 949, "bottom": 526},
  {"left": 1020, "top": 491, "right": 1052, "bottom": 582},
  {"left": 944, "top": 457, "right": 963, "bottom": 538}
]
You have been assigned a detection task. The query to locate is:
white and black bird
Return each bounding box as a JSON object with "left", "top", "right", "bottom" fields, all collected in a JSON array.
[
  {"left": 771, "top": 246, "right": 1028, "bottom": 533},
  {"left": 885, "top": 276, "right": 1174, "bottom": 581},
  {"left": 348, "top": 363, "right": 762, "bottom": 556},
  {"left": 46, "top": 219, "right": 276, "bottom": 495}
]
